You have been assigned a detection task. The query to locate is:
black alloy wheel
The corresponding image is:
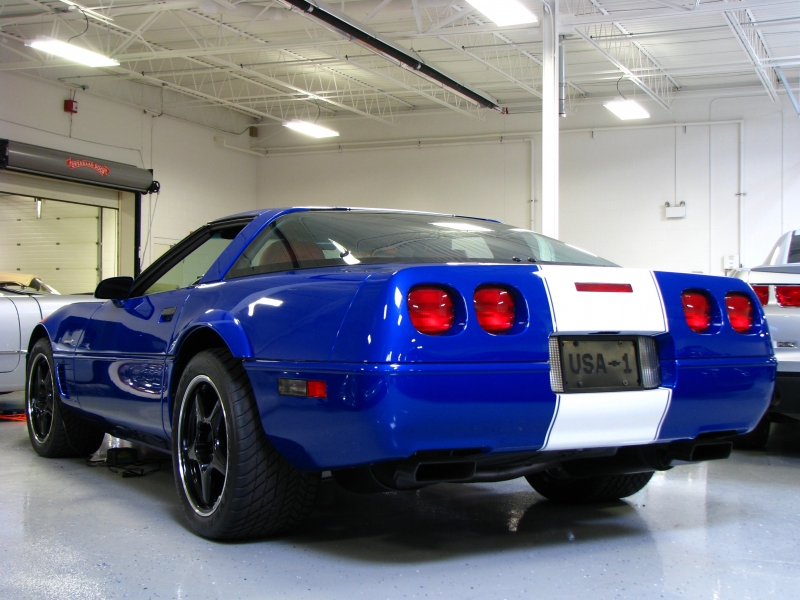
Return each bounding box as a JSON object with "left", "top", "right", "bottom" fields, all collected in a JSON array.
[
  {"left": 25, "top": 338, "right": 105, "bottom": 458},
  {"left": 172, "top": 349, "right": 320, "bottom": 540},
  {"left": 27, "top": 352, "right": 55, "bottom": 443},
  {"left": 177, "top": 375, "right": 229, "bottom": 516}
]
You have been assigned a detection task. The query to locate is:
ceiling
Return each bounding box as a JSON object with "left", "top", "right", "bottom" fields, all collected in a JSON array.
[{"left": 1, "top": 0, "right": 799, "bottom": 137}]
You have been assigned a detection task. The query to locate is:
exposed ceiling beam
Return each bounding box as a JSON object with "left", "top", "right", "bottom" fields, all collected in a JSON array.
[
  {"left": 563, "top": 0, "right": 800, "bottom": 28},
  {"left": 438, "top": 36, "right": 543, "bottom": 98},
  {"left": 277, "top": 0, "right": 504, "bottom": 112},
  {"left": 723, "top": 2, "right": 781, "bottom": 101},
  {"left": 574, "top": 0, "right": 679, "bottom": 112},
  {"left": 424, "top": 5, "right": 475, "bottom": 33},
  {"left": 110, "top": 11, "right": 163, "bottom": 57},
  {"left": 574, "top": 28, "right": 676, "bottom": 113},
  {"left": 365, "top": 0, "right": 395, "bottom": 23},
  {"left": 647, "top": 0, "right": 694, "bottom": 11},
  {"left": 178, "top": 8, "right": 402, "bottom": 124},
  {"left": 319, "top": 46, "right": 487, "bottom": 119}
]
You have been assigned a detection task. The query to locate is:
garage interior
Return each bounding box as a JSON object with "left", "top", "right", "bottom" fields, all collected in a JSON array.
[{"left": 1, "top": 0, "right": 799, "bottom": 598}]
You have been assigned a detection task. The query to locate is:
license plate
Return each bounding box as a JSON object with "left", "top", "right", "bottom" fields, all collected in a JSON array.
[{"left": 558, "top": 338, "right": 642, "bottom": 393}]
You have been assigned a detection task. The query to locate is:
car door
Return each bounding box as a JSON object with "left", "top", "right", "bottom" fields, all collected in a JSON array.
[
  {"left": 0, "top": 295, "right": 20, "bottom": 374},
  {"left": 74, "top": 222, "right": 248, "bottom": 447}
]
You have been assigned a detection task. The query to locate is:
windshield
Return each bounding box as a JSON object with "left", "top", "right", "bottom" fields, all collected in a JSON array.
[{"left": 226, "top": 211, "right": 615, "bottom": 279}]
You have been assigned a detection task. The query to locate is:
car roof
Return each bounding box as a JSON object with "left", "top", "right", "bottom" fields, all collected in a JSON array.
[
  {"left": 0, "top": 272, "right": 34, "bottom": 285},
  {"left": 207, "top": 206, "right": 501, "bottom": 226}
]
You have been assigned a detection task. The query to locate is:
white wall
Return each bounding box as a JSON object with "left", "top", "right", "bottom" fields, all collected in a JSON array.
[
  {"left": 4, "top": 68, "right": 797, "bottom": 277},
  {"left": 0, "top": 71, "right": 258, "bottom": 269},
  {"left": 256, "top": 95, "right": 800, "bottom": 275},
  {"left": 559, "top": 96, "right": 799, "bottom": 273},
  {"left": 256, "top": 140, "right": 531, "bottom": 227}
]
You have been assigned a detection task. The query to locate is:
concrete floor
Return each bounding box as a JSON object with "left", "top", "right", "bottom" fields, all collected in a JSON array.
[{"left": 1, "top": 416, "right": 799, "bottom": 600}]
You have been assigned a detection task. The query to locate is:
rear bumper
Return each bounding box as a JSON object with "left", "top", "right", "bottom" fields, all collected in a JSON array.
[{"left": 245, "top": 357, "right": 775, "bottom": 471}]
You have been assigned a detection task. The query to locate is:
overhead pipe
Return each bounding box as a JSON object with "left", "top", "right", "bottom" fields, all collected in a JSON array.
[
  {"left": 559, "top": 35, "right": 567, "bottom": 118},
  {"left": 277, "top": 0, "right": 505, "bottom": 113},
  {"left": 776, "top": 67, "right": 800, "bottom": 116}
]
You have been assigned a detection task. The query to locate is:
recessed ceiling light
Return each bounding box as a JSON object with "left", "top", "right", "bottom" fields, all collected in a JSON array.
[
  {"left": 26, "top": 37, "right": 119, "bottom": 67},
  {"left": 464, "top": 0, "right": 538, "bottom": 27},
  {"left": 603, "top": 99, "right": 650, "bottom": 120},
  {"left": 283, "top": 120, "right": 340, "bottom": 139}
]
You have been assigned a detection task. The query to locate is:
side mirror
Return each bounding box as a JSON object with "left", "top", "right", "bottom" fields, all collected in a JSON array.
[{"left": 95, "top": 276, "right": 134, "bottom": 300}]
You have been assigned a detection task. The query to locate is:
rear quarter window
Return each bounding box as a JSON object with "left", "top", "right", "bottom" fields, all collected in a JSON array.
[{"left": 788, "top": 233, "right": 800, "bottom": 263}]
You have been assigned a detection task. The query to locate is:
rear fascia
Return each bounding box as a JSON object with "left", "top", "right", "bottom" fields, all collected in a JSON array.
[
  {"left": 245, "top": 360, "right": 555, "bottom": 470},
  {"left": 654, "top": 271, "right": 772, "bottom": 359},
  {"left": 331, "top": 264, "right": 553, "bottom": 363},
  {"left": 241, "top": 267, "right": 775, "bottom": 471}
]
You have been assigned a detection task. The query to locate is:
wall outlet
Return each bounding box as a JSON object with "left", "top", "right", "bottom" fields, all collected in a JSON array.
[{"left": 723, "top": 254, "right": 740, "bottom": 270}]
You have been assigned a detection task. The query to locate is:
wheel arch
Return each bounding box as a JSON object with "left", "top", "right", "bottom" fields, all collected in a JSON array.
[
  {"left": 167, "top": 320, "right": 253, "bottom": 427},
  {"left": 27, "top": 324, "right": 51, "bottom": 355}
]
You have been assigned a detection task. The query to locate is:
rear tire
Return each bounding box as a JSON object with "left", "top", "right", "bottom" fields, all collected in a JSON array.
[
  {"left": 26, "top": 339, "right": 104, "bottom": 458},
  {"left": 172, "top": 349, "right": 319, "bottom": 540},
  {"left": 732, "top": 415, "right": 771, "bottom": 450},
  {"left": 526, "top": 469, "right": 654, "bottom": 504}
]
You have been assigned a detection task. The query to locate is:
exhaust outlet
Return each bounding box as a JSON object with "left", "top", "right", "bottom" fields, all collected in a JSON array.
[{"left": 667, "top": 441, "right": 732, "bottom": 464}]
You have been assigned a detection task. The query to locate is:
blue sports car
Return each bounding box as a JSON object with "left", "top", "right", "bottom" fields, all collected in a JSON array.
[{"left": 25, "top": 208, "right": 775, "bottom": 540}]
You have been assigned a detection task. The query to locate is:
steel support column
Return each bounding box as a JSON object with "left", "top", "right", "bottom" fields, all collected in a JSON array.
[{"left": 541, "top": 0, "right": 560, "bottom": 239}]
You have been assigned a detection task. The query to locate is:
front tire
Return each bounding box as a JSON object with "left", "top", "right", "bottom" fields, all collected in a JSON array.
[
  {"left": 172, "top": 349, "right": 319, "bottom": 540},
  {"left": 26, "top": 339, "right": 104, "bottom": 458},
  {"left": 526, "top": 469, "right": 654, "bottom": 504}
]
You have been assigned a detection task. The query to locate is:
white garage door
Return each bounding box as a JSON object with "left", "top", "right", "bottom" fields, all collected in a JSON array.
[{"left": 0, "top": 194, "right": 114, "bottom": 295}]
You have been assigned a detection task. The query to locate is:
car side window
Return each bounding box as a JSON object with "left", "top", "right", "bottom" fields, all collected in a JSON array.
[
  {"left": 143, "top": 226, "right": 243, "bottom": 296},
  {"left": 789, "top": 234, "right": 800, "bottom": 264},
  {"left": 226, "top": 220, "right": 328, "bottom": 279}
]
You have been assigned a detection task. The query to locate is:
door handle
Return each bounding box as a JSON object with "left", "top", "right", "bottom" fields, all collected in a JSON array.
[{"left": 159, "top": 307, "right": 177, "bottom": 322}]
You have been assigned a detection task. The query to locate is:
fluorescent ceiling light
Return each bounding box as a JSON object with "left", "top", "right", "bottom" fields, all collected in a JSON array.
[
  {"left": 329, "top": 239, "right": 361, "bottom": 265},
  {"left": 58, "top": 0, "right": 114, "bottom": 24},
  {"left": 283, "top": 120, "right": 340, "bottom": 139},
  {"left": 26, "top": 37, "right": 119, "bottom": 67},
  {"left": 464, "top": 0, "right": 538, "bottom": 26},
  {"left": 431, "top": 222, "right": 492, "bottom": 232},
  {"left": 603, "top": 99, "right": 650, "bottom": 120}
]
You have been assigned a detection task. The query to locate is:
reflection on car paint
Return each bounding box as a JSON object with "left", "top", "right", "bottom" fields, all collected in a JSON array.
[
  {"left": 109, "top": 361, "right": 163, "bottom": 398},
  {"left": 247, "top": 297, "right": 283, "bottom": 316}
]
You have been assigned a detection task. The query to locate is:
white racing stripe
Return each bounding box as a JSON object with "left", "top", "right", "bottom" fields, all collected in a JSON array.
[
  {"left": 537, "top": 265, "right": 667, "bottom": 334},
  {"left": 537, "top": 265, "right": 670, "bottom": 450},
  {"left": 543, "top": 388, "right": 672, "bottom": 451}
]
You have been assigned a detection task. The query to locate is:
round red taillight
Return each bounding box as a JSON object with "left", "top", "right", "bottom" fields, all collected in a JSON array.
[
  {"left": 751, "top": 285, "right": 769, "bottom": 306},
  {"left": 407, "top": 286, "right": 455, "bottom": 335},
  {"left": 681, "top": 291, "right": 711, "bottom": 333},
  {"left": 474, "top": 286, "right": 516, "bottom": 334},
  {"left": 725, "top": 292, "right": 754, "bottom": 334}
]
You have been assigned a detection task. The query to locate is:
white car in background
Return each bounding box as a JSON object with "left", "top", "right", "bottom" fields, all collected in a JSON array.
[
  {"left": 0, "top": 274, "right": 96, "bottom": 397},
  {"left": 731, "top": 230, "right": 800, "bottom": 448}
]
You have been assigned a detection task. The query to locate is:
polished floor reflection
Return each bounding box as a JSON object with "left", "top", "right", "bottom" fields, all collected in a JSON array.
[{"left": 1, "top": 420, "right": 799, "bottom": 600}]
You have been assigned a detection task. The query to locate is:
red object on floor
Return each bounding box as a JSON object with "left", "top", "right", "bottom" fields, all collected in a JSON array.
[{"left": 0, "top": 412, "right": 26, "bottom": 422}]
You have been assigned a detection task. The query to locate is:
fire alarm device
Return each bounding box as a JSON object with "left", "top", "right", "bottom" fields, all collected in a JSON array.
[{"left": 64, "top": 99, "right": 78, "bottom": 114}]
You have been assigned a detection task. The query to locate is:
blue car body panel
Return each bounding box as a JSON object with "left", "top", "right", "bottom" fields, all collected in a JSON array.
[{"left": 37, "top": 208, "right": 776, "bottom": 466}]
